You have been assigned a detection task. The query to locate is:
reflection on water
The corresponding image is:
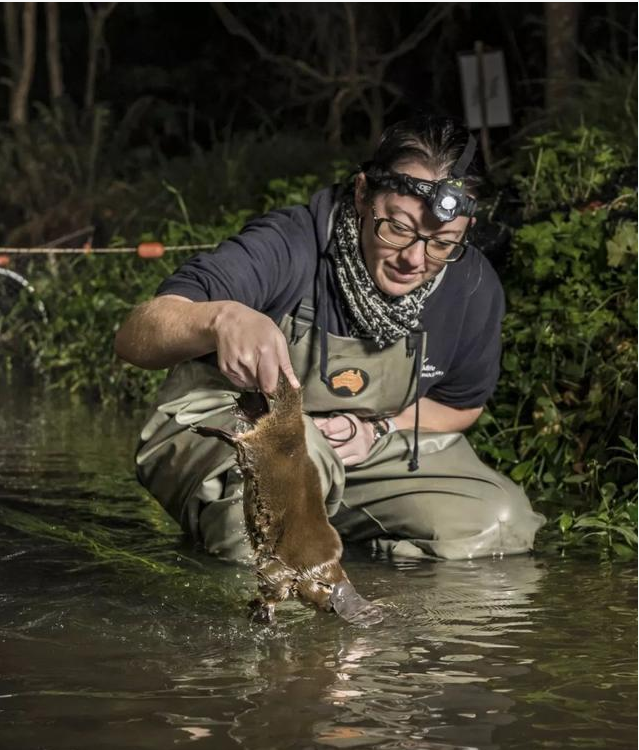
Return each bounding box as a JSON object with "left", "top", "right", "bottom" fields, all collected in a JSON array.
[{"left": 0, "top": 377, "right": 636, "bottom": 750}]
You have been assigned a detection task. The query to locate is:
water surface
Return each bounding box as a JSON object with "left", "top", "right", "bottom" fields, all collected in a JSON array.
[{"left": 0, "top": 377, "right": 636, "bottom": 749}]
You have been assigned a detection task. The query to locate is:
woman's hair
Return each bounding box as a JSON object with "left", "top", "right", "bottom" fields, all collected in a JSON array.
[{"left": 362, "top": 115, "right": 482, "bottom": 201}]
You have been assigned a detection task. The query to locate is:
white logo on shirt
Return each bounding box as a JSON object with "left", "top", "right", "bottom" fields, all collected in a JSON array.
[{"left": 421, "top": 357, "right": 444, "bottom": 379}]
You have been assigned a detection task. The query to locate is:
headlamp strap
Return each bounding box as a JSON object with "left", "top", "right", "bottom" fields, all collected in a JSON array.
[
  {"left": 361, "top": 166, "right": 435, "bottom": 198},
  {"left": 450, "top": 133, "right": 477, "bottom": 178}
]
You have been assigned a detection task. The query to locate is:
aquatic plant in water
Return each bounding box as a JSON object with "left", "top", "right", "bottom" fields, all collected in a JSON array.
[{"left": 0, "top": 501, "right": 251, "bottom": 615}]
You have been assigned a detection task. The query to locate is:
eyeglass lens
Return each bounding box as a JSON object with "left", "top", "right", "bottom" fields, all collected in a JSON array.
[{"left": 376, "top": 219, "right": 464, "bottom": 262}]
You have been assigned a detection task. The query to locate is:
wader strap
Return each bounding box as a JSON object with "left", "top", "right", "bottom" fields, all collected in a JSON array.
[{"left": 291, "top": 293, "right": 316, "bottom": 343}]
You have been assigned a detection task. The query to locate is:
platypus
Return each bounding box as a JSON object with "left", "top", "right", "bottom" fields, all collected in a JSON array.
[{"left": 193, "top": 379, "right": 383, "bottom": 627}]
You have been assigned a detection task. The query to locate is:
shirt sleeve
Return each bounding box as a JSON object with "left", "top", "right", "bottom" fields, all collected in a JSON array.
[
  {"left": 424, "top": 267, "right": 505, "bottom": 409},
  {"left": 155, "top": 207, "right": 317, "bottom": 319}
]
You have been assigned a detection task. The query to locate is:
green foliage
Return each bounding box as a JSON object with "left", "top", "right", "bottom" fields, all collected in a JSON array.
[
  {"left": 262, "top": 161, "right": 351, "bottom": 211},
  {"left": 561, "top": 56, "right": 638, "bottom": 157},
  {"left": 470, "top": 195, "right": 637, "bottom": 560},
  {"left": 1, "top": 252, "right": 178, "bottom": 402},
  {"left": 513, "top": 126, "right": 630, "bottom": 217},
  {"left": 0, "top": 171, "right": 347, "bottom": 403}
]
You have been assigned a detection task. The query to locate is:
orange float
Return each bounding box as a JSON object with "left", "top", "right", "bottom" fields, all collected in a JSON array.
[{"left": 137, "top": 242, "right": 165, "bottom": 259}]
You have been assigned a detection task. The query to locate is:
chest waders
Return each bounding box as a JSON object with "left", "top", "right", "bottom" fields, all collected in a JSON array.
[{"left": 135, "top": 307, "right": 545, "bottom": 563}]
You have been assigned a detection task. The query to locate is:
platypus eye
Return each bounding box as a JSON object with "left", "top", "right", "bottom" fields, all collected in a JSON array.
[{"left": 317, "top": 582, "right": 334, "bottom": 594}]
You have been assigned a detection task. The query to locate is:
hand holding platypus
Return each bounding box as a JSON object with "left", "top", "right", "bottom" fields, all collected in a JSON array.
[{"left": 193, "top": 378, "right": 383, "bottom": 627}]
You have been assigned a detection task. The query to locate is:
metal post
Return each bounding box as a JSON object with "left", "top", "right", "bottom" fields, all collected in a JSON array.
[{"left": 474, "top": 40, "right": 492, "bottom": 169}]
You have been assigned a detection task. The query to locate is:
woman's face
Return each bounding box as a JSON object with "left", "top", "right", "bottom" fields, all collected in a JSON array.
[{"left": 354, "top": 161, "right": 472, "bottom": 298}]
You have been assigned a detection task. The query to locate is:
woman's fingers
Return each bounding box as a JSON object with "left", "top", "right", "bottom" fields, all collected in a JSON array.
[
  {"left": 320, "top": 415, "right": 356, "bottom": 438},
  {"left": 255, "top": 348, "right": 282, "bottom": 394},
  {"left": 220, "top": 359, "right": 258, "bottom": 389},
  {"left": 341, "top": 453, "right": 362, "bottom": 467},
  {"left": 334, "top": 445, "right": 365, "bottom": 466},
  {"left": 324, "top": 429, "right": 354, "bottom": 444},
  {"left": 275, "top": 334, "right": 301, "bottom": 390},
  {"left": 215, "top": 305, "right": 300, "bottom": 393},
  {"left": 313, "top": 414, "right": 375, "bottom": 467}
]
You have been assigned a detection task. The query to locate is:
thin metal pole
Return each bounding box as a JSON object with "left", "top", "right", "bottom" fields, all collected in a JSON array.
[{"left": 474, "top": 39, "right": 492, "bottom": 169}]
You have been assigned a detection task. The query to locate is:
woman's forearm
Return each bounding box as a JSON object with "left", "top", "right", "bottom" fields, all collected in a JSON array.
[
  {"left": 393, "top": 397, "right": 482, "bottom": 433},
  {"left": 114, "top": 294, "right": 221, "bottom": 370}
]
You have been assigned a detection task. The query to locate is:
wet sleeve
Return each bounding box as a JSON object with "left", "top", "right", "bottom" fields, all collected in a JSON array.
[
  {"left": 425, "top": 276, "right": 505, "bottom": 409},
  {"left": 155, "top": 207, "right": 316, "bottom": 318}
]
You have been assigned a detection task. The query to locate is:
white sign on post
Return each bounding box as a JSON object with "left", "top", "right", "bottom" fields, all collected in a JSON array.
[{"left": 458, "top": 49, "right": 512, "bottom": 129}]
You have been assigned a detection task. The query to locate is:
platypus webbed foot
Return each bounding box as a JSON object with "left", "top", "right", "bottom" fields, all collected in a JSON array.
[
  {"left": 329, "top": 581, "right": 384, "bottom": 627},
  {"left": 248, "top": 598, "right": 275, "bottom": 624}
]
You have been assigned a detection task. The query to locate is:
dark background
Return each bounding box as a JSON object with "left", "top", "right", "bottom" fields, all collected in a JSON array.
[
  {"left": 1, "top": 2, "right": 636, "bottom": 244},
  {"left": 5, "top": 3, "right": 637, "bottom": 150}
]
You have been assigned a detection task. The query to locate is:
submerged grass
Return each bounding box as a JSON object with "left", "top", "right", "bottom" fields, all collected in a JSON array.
[{"left": 0, "top": 501, "right": 252, "bottom": 615}]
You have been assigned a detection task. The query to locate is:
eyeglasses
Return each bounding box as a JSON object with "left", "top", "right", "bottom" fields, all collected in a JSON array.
[{"left": 371, "top": 207, "right": 467, "bottom": 263}]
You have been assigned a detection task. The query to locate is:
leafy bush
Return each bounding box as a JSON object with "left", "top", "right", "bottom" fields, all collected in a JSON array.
[
  {"left": 0, "top": 171, "right": 344, "bottom": 402},
  {"left": 469, "top": 127, "right": 637, "bottom": 560},
  {"left": 512, "top": 126, "right": 631, "bottom": 217}
]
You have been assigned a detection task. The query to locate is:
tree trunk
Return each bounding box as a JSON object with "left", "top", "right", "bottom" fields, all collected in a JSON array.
[
  {"left": 4, "top": 3, "right": 21, "bottom": 81},
  {"left": 327, "top": 88, "right": 352, "bottom": 147},
  {"left": 84, "top": 3, "right": 117, "bottom": 112},
  {"left": 545, "top": 2, "right": 581, "bottom": 112},
  {"left": 9, "top": 2, "right": 37, "bottom": 126},
  {"left": 46, "top": 3, "right": 65, "bottom": 105},
  {"left": 366, "top": 87, "right": 384, "bottom": 150}
]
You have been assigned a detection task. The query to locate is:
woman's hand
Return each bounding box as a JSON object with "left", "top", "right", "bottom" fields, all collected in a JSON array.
[
  {"left": 213, "top": 301, "right": 300, "bottom": 394},
  {"left": 313, "top": 413, "right": 376, "bottom": 466},
  {"left": 115, "top": 296, "right": 299, "bottom": 395}
]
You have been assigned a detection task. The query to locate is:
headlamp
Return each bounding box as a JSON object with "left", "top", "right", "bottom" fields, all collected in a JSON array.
[{"left": 362, "top": 133, "right": 478, "bottom": 223}]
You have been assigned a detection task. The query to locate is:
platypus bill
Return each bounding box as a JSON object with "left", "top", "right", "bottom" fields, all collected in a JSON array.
[{"left": 193, "top": 379, "right": 383, "bottom": 628}]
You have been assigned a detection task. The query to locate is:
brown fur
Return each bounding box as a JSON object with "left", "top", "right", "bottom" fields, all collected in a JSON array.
[
  {"left": 194, "top": 379, "right": 383, "bottom": 625},
  {"left": 233, "top": 379, "right": 348, "bottom": 621}
]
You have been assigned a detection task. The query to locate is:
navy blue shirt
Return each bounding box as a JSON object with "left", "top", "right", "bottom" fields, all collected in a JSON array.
[{"left": 156, "top": 187, "right": 505, "bottom": 409}]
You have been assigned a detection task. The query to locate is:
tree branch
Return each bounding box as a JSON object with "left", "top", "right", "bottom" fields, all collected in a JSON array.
[
  {"left": 375, "top": 5, "right": 451, "bottom": 67},
  {"left": 46, "top": 3, "right": 65, "bottom": 102},
  {"left": 83, "top": 2, "right": 117, "bottom": 111},
  {"left": 344, "top": 2, "right": 358, "bottom": 79},
  {"left": 211, "top": 2, "right": 332, "bottom": 84}
]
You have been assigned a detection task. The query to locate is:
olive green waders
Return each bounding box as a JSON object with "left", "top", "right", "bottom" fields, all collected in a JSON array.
[{"left": 135, "top": 316, "right": 545, "bottom": 562}]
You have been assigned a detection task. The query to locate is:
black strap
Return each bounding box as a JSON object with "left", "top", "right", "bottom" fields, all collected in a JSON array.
[
  {"left": 291, "top": 294, "right": 315, "bottom": 343},
  {"left": 408, "top": 330, "right": 426, "bottom": 472},
  {"left": 451, "top": 134, "right": 477, "bottom": 178}
]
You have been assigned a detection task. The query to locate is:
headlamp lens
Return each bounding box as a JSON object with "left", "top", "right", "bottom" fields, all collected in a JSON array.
[{"left": 440, "top": 196, "right": 457, "bottom": 210}]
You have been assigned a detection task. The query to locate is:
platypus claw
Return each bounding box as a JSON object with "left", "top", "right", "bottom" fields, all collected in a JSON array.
[
  {"left": 329, "top": 581, "right": 384, "bottom": 627},
  {"left": 248, "top": 598, "right": 275, "bottom": 624}
]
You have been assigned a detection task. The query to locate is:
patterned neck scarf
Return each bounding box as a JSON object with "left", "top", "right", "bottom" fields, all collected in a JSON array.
[{"left": 332, "top": 193, "right": 434, "bottom": 349}]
